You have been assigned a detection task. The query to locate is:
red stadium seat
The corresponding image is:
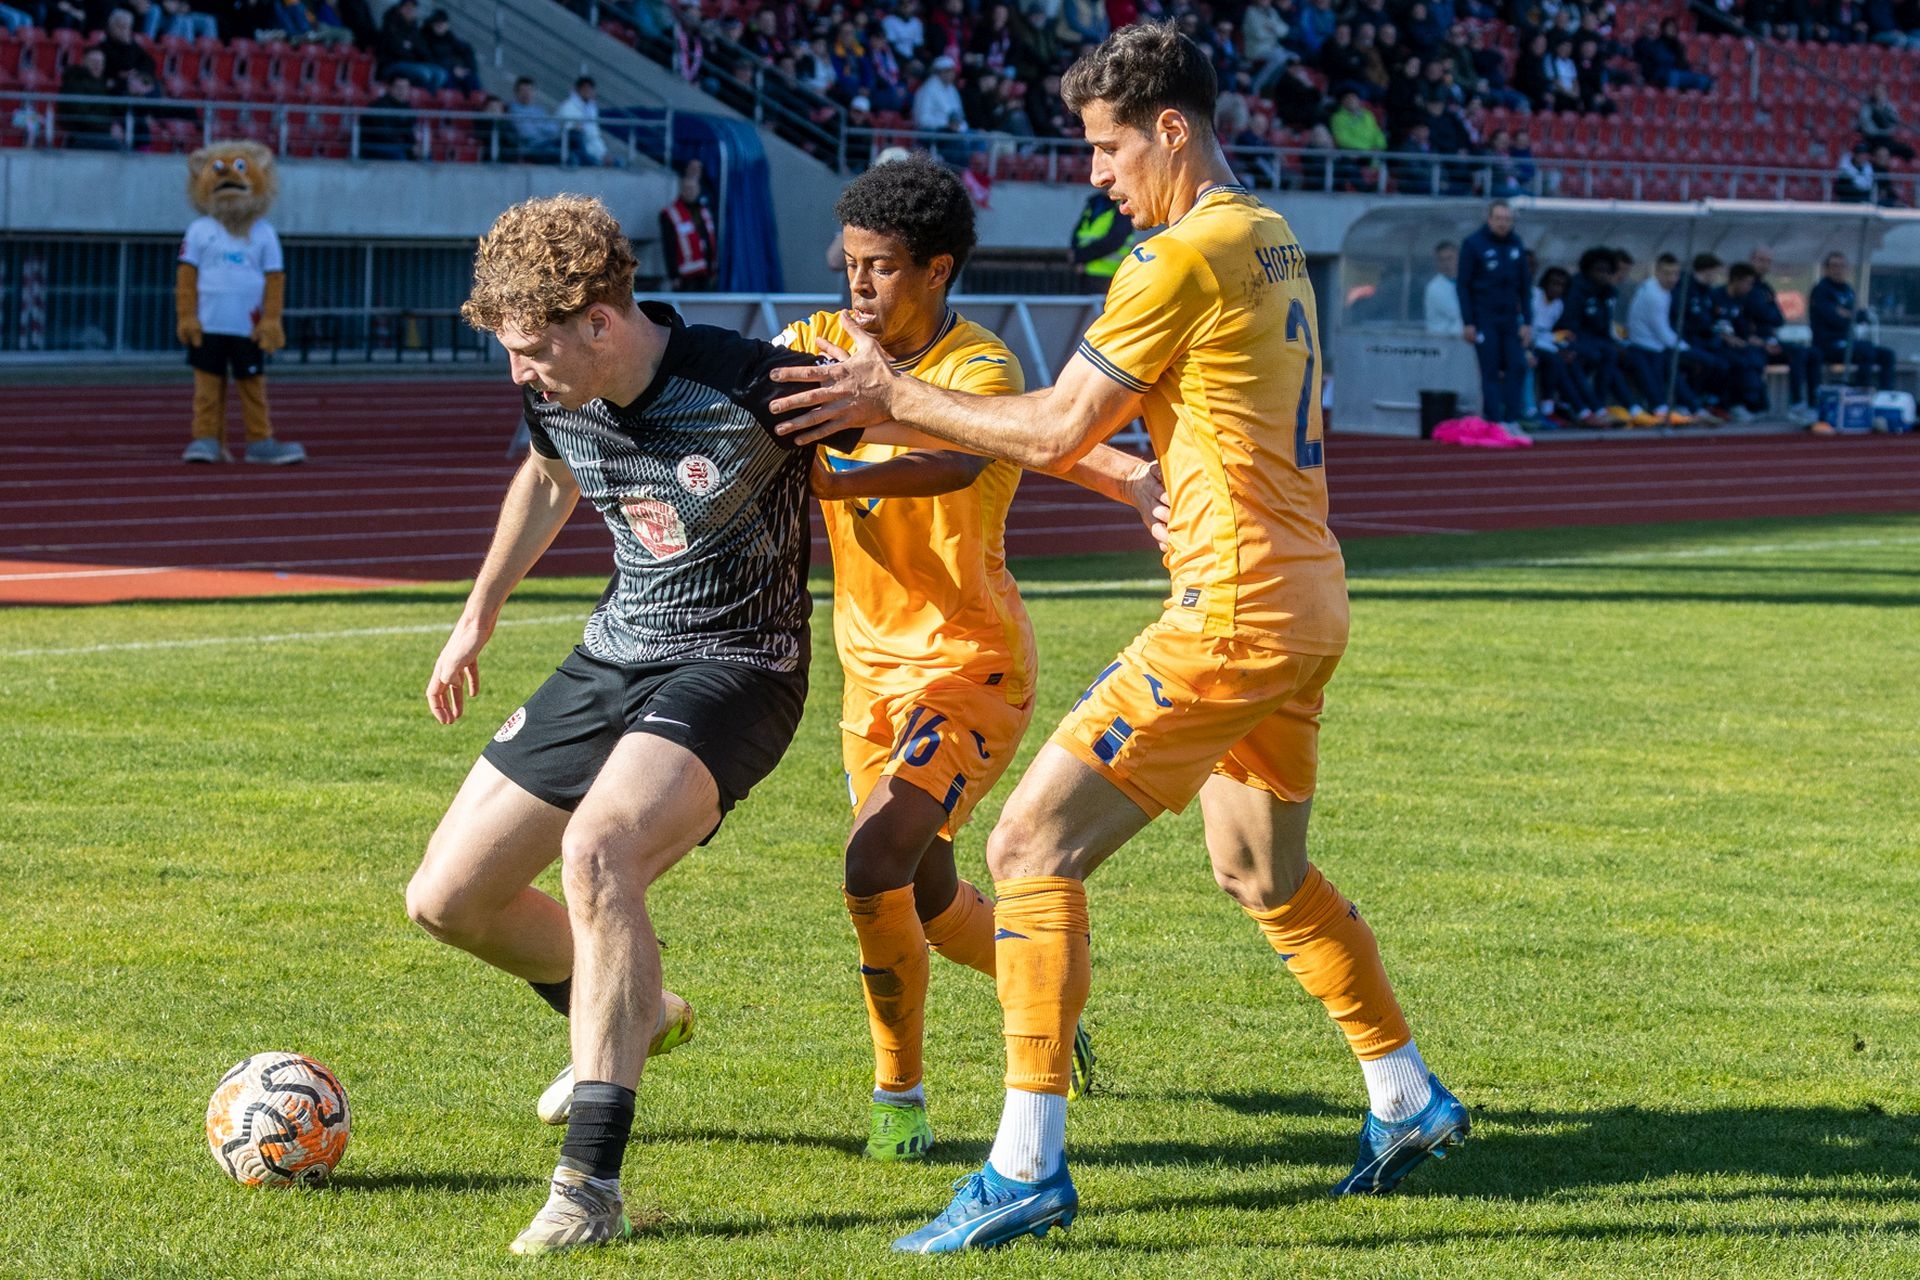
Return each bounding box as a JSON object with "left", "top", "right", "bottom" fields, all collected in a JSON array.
[{"left": 0, "top": 36, "right": 23, "bottom": 91}]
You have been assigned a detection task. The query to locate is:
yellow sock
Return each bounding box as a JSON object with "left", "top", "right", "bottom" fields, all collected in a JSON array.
[
  {"left": 992, "top": 876, "right": 1089, "bottom": 1096},
  {"left": 846, "top": 886, "right": 930, "bottom": 1094},
  {"left": 922, "top": 879, "right": 996, "bottom": 977},
  {"left": 1245, "top": 864, "right": 1411, "bottom": 1060}
]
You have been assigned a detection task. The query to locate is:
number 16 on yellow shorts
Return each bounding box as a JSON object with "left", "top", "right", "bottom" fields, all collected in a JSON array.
[{"left": 842, "top": 681, "right": 1036, "bottom": 839}]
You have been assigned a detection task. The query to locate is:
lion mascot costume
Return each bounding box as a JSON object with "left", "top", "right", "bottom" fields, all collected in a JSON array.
[{"left": 176, "top": 141, "right": 305, "bottom": 465}]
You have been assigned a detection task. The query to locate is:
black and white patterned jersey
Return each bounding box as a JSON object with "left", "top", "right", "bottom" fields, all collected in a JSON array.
[{"left": 522, "top": 301, "right": 855, "bottom": 674}]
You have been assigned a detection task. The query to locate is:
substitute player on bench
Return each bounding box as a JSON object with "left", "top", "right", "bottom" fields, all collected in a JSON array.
[
  {"left": 780, "top": 155, "right": 1156, "bottom": 1160},
  {"left": 770, "top": 23, "right": 1468, "bottom": 1253}
]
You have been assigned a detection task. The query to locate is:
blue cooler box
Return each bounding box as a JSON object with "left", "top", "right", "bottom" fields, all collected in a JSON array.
[{"left": 1817, "top": 387, "right": 1875, "bottom": 432}]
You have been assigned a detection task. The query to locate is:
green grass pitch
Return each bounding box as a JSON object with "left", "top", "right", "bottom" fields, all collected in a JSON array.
[{"left": 1, "top": 513, "right": 1916, "bottom": 1279}]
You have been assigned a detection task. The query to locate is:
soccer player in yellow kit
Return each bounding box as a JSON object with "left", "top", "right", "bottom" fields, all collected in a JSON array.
[
  {"left": 778, "top": 155, "right": 1149, "bottom": 1163},
  {"left": 771, "top": 24, "right": 1469, "bottom": 1253}
]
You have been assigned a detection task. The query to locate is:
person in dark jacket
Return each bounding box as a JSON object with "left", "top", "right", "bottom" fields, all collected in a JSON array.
[
  {"left": 1565, "top": 246, "right": 1650, "bottom": 418},
  {"left": 421, "top": 9, "right": 479, "bottom": 94},
  {"left": 1809, "top": 251, "right": 1896, "bottom": 390},
  {"left": 1741, "top": 246, "right": 1815, "bottom": 418},
  {"left": 1455, "top": 200, "right": 1532, "bottom": 426}
]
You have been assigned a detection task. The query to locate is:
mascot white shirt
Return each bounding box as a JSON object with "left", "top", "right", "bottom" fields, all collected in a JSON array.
[{"left": 180, "top": 217, "right": 284, "bottom": 340}]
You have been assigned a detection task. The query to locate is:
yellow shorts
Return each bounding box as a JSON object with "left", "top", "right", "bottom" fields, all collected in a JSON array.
[
  {"left": 843, "top": 679, "right": 1035, "bottom": 838},
  {"left": 1051, "top": 617, "right": 1341, "bottom": 818}
]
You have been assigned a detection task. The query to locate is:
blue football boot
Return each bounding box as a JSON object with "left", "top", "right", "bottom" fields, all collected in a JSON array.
[
  {"left": 891, "top": 1161, "right": 1078, "bottom": 1254},
  {"left": 1331, "top": 1073, "right": 1470, "bottom": 1196}
]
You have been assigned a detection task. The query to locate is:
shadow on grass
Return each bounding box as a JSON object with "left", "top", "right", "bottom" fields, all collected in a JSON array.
[
  {"left": 1120, "top": 1092, "right": 1920, "bottom": 1205},
  {"left": 326, "top": 1170, "right": 530, "bottom": 1194}
]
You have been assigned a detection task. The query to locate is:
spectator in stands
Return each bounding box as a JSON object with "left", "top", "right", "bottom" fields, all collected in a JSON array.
[
  {"left": 1271, "top": 59, "right": 1328, "bottom": 131},
  {"left": 378, "top": 0, "right": 449, "bottom": 91},
  {"left": 866, "top": 28, "right": 908, "bottom": 111},
  {"left": 60, "top": 48, "right": 122, "bottom": 151},
  {"left": 1328, "top": 89, "right": 1384, "bottom": 191},
  {"left": 1740, "top": 247, "right": 1815, "bottom": 422},
  {"left": 1418, "top": 56, "right": 1464, "bottom": 108},
  {"left": 796, "top": 39, "right": 835, "bottom": 95},
  {"left": 1053, "top": 0, "right": 1105, "bottom": 50},
  {"left": 1625, "top": 253, "right": 1701, "bottom": 421},
  {"left": 674, "top": 1, "right": 708, "bottom": 85},
  {"left": 1481, "top": 127, "right": 1525, "bottom": 197},
  {"left": 159, "top": 0, "right": 219, "bottom": 41},
  {"left": 1532, "top": 266, "right": 1613, "bottom": 427},
  {"left": 659, "top": 158, "right": 720, "bottom": 291},
  {"left": 506, "top": 75, "right": 562, "bottom": 163},
  {"left": 1545, "top": 38, "right": 1584, "bottom": 113},
  {"left": 844, "top": 95, "right": 875, "bottom": 168},
  {"left": 1835, "top": 143, "right": 1877, "bottom": 203},
  {"left": 1230, "top": 103, "right": 1282, "bottom": 187},
  {"left": 1354, "top": 21, "right": 1392, "bottom": 99},
  {"left": 1633, "top": 18, "right": 1712, "bottom": 91},
  {"left": 1295, "top": 0, "right": 1337, "bottom": 58},
  {"left": 1864, "top": 0, "right": 1913, "bottom": 47},
  {"left": 1513, "top": 31, "right": 1553, "bottom": 111},
  {"left": 557, "top": 75, "right": 616, "bottom": 166},
  {"left": 126, "top": 0, "right": 162, "bottom": 36},
  {"left": 1391, "top": 118, "right": 1440, "bottom": 193},
  {"left": 1319, "top": 22, "right": 1375, "bottom": 101},
  {"left": 1424, "top": 240, "right": 1462, "bottom": 335},
  {"left": 1871, "top": 143, "right": 1907, "bottom": 205},
  {"left": 1382, "top": 52, "right": 1425, "bottom": 134},
  {"left": 1242, "top": 0, "right": 1292, "bottom": 86},
  {"left": 1573, "top": 36, "right": 1617, "bottom": 114},
  {"left": 1566, "top": 247, "right": 1652, "bottom": 422},
  {"left": 912, "top": 53, "right": 967, "bottom": 135},
  {"left": 1027, "top": 70, "right": 1072, "bottom": 135},
  {"left": 1810, "top": 250, "right": 1897, "bottom": 390},
  {"left": 925, "top": 0, "right": 970, "bottom": 63},
  {"left": 278, "top": 0, "right": 355, "bottom": 46},
  {"left": 826, "top": 19, "right": 869, "bottom": 102},
  {"left": 882, "top": 0, "right": 924, "bottom": 57},
  {"left": 1510, "top": 128, "right": 1544, "bottom": 193},
  {"left": 1422, "top": 94, "right": 1476, "bottom": 194},
  {"left": 422, "top": 10, "right": 479, "bottom": 94},
  {"left": 116, "top": 65, "right": 185, "bottom": 151},
  {"left": 1457, "top": 199, "right": 1532, "bottom": 428},
  {"left": 361, "top": 72, "right": 420, "bottom": 160},
  {"left": 1856, "top": 84, "right": 1914, "bottom": 160},
  {"left": 1462, "top": 24, "right": 1528, "bottom": 110},
  {"left": 101, "top": 10, "right": 157, "bottom": 94},
  {"left": 1405, "top": 0, "right": 1446, "bottom": 57}
]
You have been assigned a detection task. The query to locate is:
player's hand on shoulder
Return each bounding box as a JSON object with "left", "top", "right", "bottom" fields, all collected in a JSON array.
[
  {"left": 425, "top": 618, "right": 491, "bottom": 725},
  {"left": 768, "top": 318, "right": 897, "bottom": 444}
]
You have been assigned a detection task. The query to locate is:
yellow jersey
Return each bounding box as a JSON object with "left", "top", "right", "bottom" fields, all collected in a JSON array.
[
  {"left": 1077, "top": 184, "right": 1348, "bottom": 655},
  {"left": 776, "top": 308, "right": 1037, "bottom": 703}
]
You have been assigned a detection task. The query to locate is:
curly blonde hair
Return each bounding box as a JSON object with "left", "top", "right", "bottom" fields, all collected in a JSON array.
[{"left": 462, "top": 195, "right": 638, "bottom": 334}]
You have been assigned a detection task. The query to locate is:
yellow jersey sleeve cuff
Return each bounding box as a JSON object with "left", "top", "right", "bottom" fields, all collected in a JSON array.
[{"left": 1076, "top": 340, "right": 1150, "bottom": 393}]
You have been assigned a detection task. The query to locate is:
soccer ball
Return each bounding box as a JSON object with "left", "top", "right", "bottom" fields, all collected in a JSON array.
[{"left": 205, "top": 1052, "right": 351, "bottom": 1186}]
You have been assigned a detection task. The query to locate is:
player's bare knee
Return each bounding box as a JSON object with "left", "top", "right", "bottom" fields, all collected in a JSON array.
[
  {"left": 405, "top": 868, "right": 477, "bottom": 944},
  {"left": 985, "top": 822, "right": 1067, "bottom": 880}
]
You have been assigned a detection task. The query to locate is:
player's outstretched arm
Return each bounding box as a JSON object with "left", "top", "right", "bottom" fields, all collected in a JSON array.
[
  {"left": 426, "top": 451, "right": 580, "bottom": 725},
  {"left": 768, "top": 318, "right": 1144, "bottom": 472},
  {"left": 1059, "top": 445, "right": 1169, "bottom": 551},
  {"left": 809, "top": 448, "right": 992, "bottom": 501}
]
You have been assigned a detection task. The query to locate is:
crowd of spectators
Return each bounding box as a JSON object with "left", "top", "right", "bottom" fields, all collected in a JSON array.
[{"left": 1419, "top": 202, "right": 1897, "bottom": 431}]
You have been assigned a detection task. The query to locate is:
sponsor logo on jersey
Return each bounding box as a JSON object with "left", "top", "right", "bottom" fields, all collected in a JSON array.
[
  {"left": 621, "top": 495, "right": 690, "bottom": 559},
  {"left": 494, "top": 706, "right": 527, "bottom": 742},
  {"left": 1180, "top": 587, "right": 1202, "bottom": 608},
  {"left": 676, "top": 454, "right": 718, "bottom": 495}
]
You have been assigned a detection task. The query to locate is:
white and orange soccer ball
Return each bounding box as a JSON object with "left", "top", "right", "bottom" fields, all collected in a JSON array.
[{"left": 205, "top": 1052, "right": 351, "bottom": 1186}]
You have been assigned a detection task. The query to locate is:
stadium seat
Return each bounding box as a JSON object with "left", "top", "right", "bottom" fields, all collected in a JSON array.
[{"left": 0, "top": 37, "right": 23, "bottom": 91}]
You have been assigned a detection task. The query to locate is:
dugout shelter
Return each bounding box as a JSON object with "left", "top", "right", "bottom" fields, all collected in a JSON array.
[{"left": 1331, "top": 198, "right": 1920, "bottom": 436}]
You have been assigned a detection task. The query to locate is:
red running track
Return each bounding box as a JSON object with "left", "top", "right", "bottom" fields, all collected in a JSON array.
[{"left": 1, "top": 378, "right": 1917, "bottom": 603}]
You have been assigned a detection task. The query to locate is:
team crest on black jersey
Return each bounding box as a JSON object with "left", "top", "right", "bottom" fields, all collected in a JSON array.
[
  {"left": 620, "top": 495, "right": 690, "bottom": 559},
  {"left": 676, "top": 454, "right": 719, "bottom": 495}
]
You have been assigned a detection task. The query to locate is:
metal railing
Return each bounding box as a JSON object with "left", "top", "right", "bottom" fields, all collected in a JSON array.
[
  {"left": 832, "top": 125, "right": 1919, "bottom": 205},
  {"left": 3, "top": 89, "right": 674, "bottom": 166}
]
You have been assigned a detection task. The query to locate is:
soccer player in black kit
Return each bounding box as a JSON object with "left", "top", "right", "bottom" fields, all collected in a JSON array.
[{"left": 405, "top": 195, "right": 858, "bottom": 1255}]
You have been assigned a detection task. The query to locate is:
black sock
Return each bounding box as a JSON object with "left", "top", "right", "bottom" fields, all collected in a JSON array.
[
  {"left": 529, "top": 976, "right": 571, "bottom": 1018},
  {"left": 560, "top": 1082, "right": 636, "bottom": 1182}
]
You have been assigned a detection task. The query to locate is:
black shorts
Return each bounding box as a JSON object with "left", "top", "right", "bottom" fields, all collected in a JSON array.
[
  {"left": 187, "top": 333, "right": 266, "bottom": 379},
  {"left": 482, "top": 646, "right": 807, "bottom": 825}
]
